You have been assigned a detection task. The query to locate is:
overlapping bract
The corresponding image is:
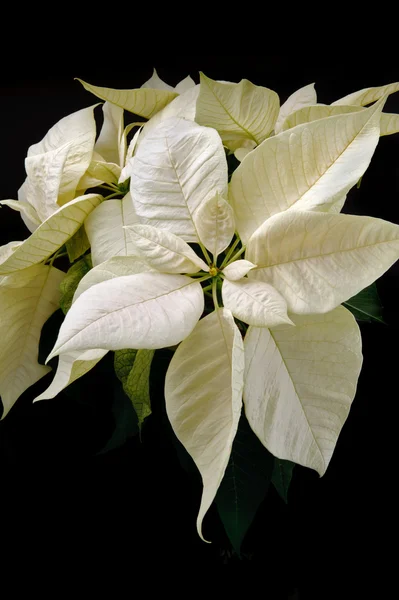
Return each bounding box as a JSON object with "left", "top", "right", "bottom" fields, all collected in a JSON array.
[{"left": 1, "top": 73, "right": 399, "bottom": 543}]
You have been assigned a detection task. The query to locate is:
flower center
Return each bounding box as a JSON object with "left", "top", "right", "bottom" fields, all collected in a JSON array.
[{"left": 209, "top": 266, "right": 218, "bottom": 277}]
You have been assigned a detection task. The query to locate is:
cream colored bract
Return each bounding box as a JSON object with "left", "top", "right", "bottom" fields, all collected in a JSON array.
[{"left": 1, "top": 72, "right": 399, "bottom": 543}]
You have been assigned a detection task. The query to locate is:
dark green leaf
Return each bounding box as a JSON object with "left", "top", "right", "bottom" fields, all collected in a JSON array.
[
  {"left": 97, "top": 375, "right": 139, "bottom": 454},
  {"left": 59, "top": 255, "right": 92, "bottom": 314},
  {"left": 271, "top": 458, "right": 295, "bottom": 503},
  {"left": 66, "top": 226, "right": 91, "bottom": 263},
  {"left": 215, "top": 413, "right": 274, "bottom": 555},
  {"left": 343, "top": 283, "right": 385, "bottom": 323},
  {"left": 114, "top": 349, "right": 154, "bottom": 429},
  {"left": 114, "top": 349, "right": 137, "bottom": 385}
]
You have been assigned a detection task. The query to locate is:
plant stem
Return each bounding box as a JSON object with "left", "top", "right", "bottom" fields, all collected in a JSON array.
[
  {"left": 220, "top": 236, "right": 241, "bottom": 269},
  {"left": 212, "top": 278, "right": 219, "bottom": 309},
  {"left": 195, "top": 274, "right": 212, "bottom": 284},
  {"left": 103, "top": 192, "right": 123, "bottom": 200},
  {"left": 227, "top": 245, "right": 246, "bottom": 264},
  {"left": 199, "top": 241, "right": 212, "bottom": 266},
  {"left": 99, "top": 184, "right": 119, "bottom": 192},
  {"left": 48, "top": 249, "right": 68, "bottom": 267}
]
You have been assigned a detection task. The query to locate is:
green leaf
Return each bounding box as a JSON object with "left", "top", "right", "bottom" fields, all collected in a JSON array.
[
  {"left": 66, "top": 226, "right": 90, "bottom": 263},
  {"left": 114, "top": 349, "right": 154, "bottom": 428},
  {"left": 215, "top": 413, "right": 274, "bottom": 555},
  {"left": 97, "top": 374, "right": 139, "bottom": 454},
  {"left": 59, "top": 255, "right": 92, "bottom": 315},
  {"left": 343, "top": 283, "right": 385, "bottom": 323},
  {"left": 271, "top": 459, "right": 295, "bottom": 503},
  {"left": 114, "top": 349, "right": 137, "bottom": 386}
]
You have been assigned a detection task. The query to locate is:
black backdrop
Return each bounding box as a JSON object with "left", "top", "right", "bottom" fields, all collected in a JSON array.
[{"left": 1, "top": 57, "right": 398, "bottom": 596}]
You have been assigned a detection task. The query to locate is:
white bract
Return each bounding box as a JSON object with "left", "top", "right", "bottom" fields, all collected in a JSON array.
[
  {"left": 1, "top": 106, "right": 98, "bottom": 228},
  {"left": 1, "top": 74, "right": 399, "bottom": 543}
]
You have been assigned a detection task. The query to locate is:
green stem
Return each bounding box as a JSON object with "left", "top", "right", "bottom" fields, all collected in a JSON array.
[
  {"left": 103, "top": 192, "right": 123, "bottom": 200},
  {"left": 194, "top": 274, "right": 212, "bottom": 284},
  {"left": 212, "top": 278, "right": 219, "bottom": 309},
  {"left": 99, "top": 184, "right": 119, "bottom": 192},
  {"left": 220, "top": 236, "right": 241, "bottom": 269},
  {"left": 48, "top": 249, "right": 68, "bottom": 267},
  {"left": 227, "top": 245, "right": 246, "bottom": 264},
  {"left": 199, "top": 241, "right": 212, "bottom": 266}
]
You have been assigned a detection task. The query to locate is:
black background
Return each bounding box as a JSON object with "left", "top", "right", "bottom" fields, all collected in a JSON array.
[{"left": 1, "top": 57, "right": 398, "bottom": 596}]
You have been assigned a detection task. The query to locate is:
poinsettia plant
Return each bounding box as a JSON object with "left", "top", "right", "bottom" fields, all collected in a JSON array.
[{"left": 1, "top": 70, "right": 399, "bottom": 552}]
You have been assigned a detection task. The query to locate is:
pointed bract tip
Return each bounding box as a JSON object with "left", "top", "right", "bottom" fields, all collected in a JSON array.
[{"left": 45, "top": 351, "right": 57, "bottom": 365}]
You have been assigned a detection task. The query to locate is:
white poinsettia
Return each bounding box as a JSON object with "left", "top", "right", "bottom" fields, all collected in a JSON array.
[
  {"left": 44, "top": 99, "right": 399, "bottom": 540},
  {"left": 2, "top": 73, "right": 399, "bottom": 545}
]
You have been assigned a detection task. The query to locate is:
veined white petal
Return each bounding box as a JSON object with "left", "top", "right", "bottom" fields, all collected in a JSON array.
[
  {"left": 194, "top": 192, "right": 235, "bottom": 259},
  {"left": 222, "top": 278, "right": 293, "bottom": 327},
  {"left": 47, "top": 273, "right": 204, "bottom": 358},
  {"left": 77, "top": 78, "right": 177, "bottom": 118},
  {"left": 130, "top": 117, "right": 227, "bottom": 242},
  {"left": 0, "top": 264, "right": 64, "bottom": 418},
  {"left": 165, "top": 309, "right": 244, "bottom": 541},
  {"left": 222, "top": 260, "right": 256, "bottom": 281},
  {"left": 275, "top": 83, "right": 317, "bottom": 134},
  {"left": 332, "top": 82, "right": 399, "bottom": 106},
  {"left": 95, "top": 102, "right": 124, "bottom": 166},
  {"left": 141, "top": 68, "right": 175, "bottom": 92},
  {"left": 196, "top": 73, "right": 279, "bottom": 147},
  {"left": 73, "top": 256, "right": 155, "bottom": 304},
  {"left": 85, "top": 194, "right": 139, "bottom": 266},
  {"left": 125, "top": 224, "right": 209, "bottom": 273},
  {"left": 25, "top": 105, "right": 97, "bottom": 220},
  {"left": 247, "top": 210, "right": 399, "bottom": 314},
  {"left": 34, "top": 349, "right": 107, "bottom": 402},
  {"left": 0, "top": 194, "right": 102, "bottom": 275},
  {"left": 244, "top": 307, "right": 363, "bottom": 475},
  {"left": 229, "top": 97, "right": 386, "bottom": 242}
]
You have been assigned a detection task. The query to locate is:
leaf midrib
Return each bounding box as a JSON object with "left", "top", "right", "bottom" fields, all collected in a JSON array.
[
  {"left": 252, "top": 235, "right": 399, "bottom": 271},
  {"left": 54, "top": 275, "right": 200, "bottom": 355},
  {"left": 202, "top": 77, "right": 260, "bottom": 145},
  {"left": 269, "top": 328, "right": 326, "bottom": 472}
]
